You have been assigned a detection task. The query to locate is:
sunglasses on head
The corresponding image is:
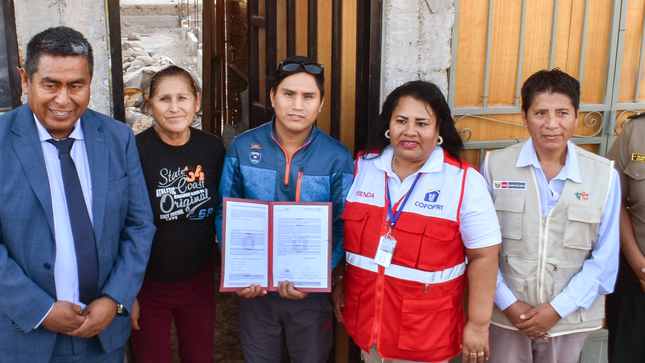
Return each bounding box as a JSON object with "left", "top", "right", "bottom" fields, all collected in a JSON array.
[{"left": 279, "top": 61, "right": 324, "bottom": 75}]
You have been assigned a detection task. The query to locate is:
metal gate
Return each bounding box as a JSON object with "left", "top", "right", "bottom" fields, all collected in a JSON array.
[
  {"left": 448, "top": 0, "right": 645, "bottom": 166},
  {"left": 246, "top": 0, "right": 383, "bottom": 155}
]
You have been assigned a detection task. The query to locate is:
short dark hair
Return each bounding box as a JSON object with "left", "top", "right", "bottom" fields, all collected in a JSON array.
[
  {"left": 271, "top": 55, "right": 325, "bottom": 98},
  {"left": 25, "top": 26, "right": 94, "bottom": 78},
  {"left": 521, "top": 68, "right": 580, "bottom": 115},
  {"left": 149, "top": 65, "right": 198, "bottom": 100},
  {"left": 363, "top": 80, "right": 463, "bottom": 163}
]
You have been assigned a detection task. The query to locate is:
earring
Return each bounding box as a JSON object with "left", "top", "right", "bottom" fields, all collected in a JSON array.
[
  {"left": 437, "top": 135, "right": 443, "bottom": 145},
  {"left": 384, "top": 130, "right": 390, "bottom": 139}
]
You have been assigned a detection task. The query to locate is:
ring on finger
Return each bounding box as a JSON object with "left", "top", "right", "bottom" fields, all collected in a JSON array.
[
  {"left": 477, "top": 352, "right": 485, "bottom": 356},
  {"left": 470, "top": 352, "right": 477, "bottom": 356}
]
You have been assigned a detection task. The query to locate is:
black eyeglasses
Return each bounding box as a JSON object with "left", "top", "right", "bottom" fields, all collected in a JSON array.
[{"left": 278, "top": 61, "right": 324, "bottom": 75}]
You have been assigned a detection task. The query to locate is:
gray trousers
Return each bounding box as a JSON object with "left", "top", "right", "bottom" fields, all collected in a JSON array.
[
  {"left": 236, "top": 293, "right": 333, "bottom": 363},
  {"left": 488, "top": 324, "right": 589, "bottom": 363}
]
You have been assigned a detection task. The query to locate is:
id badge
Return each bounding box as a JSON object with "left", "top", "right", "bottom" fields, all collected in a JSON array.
[{"left": 374, "top": 235, "right": 397, "bottom": 268}]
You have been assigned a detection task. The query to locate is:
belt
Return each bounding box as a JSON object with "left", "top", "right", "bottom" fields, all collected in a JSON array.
[{"left": 346, "top": 251, "right": 466, "bottom": 284}]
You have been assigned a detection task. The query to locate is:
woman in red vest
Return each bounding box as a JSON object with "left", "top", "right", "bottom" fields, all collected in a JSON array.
[{"left": 332, "top": 81, "right": 501, "bottom": 363}]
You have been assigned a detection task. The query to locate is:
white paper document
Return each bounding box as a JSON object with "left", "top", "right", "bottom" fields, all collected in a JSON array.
[
  {"left": 220, "top": 198, "right": 331, "bottom": 292},
  {"left": 272, "top": 204, "right": 330, "bottom": 289},
  {"left": 221, "top": 200, "right": 269, "bottom": 288}
]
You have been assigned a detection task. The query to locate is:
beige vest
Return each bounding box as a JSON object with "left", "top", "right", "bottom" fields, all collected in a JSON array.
[{"left": 485, "top": 142, "right": 613, "bottom": 336}]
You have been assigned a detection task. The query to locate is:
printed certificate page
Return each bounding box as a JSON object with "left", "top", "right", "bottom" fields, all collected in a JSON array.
[
  {"left": 271, "top": 202, "right": 332, "bottom": 292},
  {"left": 220, "top": 198, "right": 270, "bottom": 291}
]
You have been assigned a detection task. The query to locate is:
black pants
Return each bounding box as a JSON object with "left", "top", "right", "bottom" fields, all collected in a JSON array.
[{"left": 606, "top": 275, "right": 645, "bottom": 363}]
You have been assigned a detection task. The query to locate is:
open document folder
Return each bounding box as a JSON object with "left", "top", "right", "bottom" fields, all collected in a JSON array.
[{"left": 220, "top": 197, "right": 332, "bottom": 293}]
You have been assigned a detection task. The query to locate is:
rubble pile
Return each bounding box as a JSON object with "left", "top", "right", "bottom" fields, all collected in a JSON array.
[{"left": 122, "top": 36, "right": 203, "bottom": 134}]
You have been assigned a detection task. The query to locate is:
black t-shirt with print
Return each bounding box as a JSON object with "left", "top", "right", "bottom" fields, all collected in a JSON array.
[{"left": 136, "top": 127, "right": 225, "bottom": 283}]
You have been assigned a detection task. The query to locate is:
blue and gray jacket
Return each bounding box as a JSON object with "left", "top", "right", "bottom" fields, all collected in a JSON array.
[{"left": 215, "top": 118, "right": 355, "bottom": 270}]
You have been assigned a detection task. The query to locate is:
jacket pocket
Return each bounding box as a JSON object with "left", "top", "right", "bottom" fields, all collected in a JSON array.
[
  {"left": 342, "top": 264, "right": 371, "bottom": 338},
  {"left": 625, "top": 161, "right": 645, "bottom": 181},
  {"left": 504, "top": 274, "right": 527, "bottom": 293},
  {"left": 391, "top": 217, "right": 425, "bottom": 267},
  {"left": 494, "top": 196, "right": 525, "bottom": 240},
  {"left": 563, "top": 205, "right": 601, "bottom": 250},
  {"left": 417, "top": 220, "right": 459, "bottom": 271},
  {"left": 397, "top": 295, "right": 454, "bottom": 351},
  {"left": 341, "top": 206, "right": 369, "bottom": 254}
]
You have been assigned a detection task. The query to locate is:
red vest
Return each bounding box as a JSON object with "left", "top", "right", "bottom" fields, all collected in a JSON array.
[{"left": 341, "top": 150, "right": 470, "bottom": 362}]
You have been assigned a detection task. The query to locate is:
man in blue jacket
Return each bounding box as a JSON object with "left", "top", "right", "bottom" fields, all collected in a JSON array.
[{"left": 216, "top": 56, "right": 354, "bottom": 363}]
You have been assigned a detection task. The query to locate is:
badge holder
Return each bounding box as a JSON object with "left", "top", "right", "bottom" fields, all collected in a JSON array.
[{"left": 374, "top": 233, "right": 397, "bottom": 268}]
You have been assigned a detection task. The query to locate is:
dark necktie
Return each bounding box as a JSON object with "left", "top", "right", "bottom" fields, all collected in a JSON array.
[{"left": 48, "top": 138, "right": 98, "bottom": 305}]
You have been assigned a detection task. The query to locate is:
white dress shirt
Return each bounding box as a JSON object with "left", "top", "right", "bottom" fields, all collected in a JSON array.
[
  {"left": 35, "top": 115, "right": 93, "bottom": 325},
  {"left": 482, "top": 139, "right": 620, "bottom": 318}
]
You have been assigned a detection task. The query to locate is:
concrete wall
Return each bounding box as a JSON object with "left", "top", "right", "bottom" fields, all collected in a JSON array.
[
  {"left": 380, "top": 0, "right": 454, "bottom": 102},
  {"left": 13, "top": 0, "right": 113, "bottom": 116}
]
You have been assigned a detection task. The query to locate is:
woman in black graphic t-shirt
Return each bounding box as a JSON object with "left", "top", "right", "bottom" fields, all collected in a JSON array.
[{"left": 130, "top": 66, "right": 225, "bottom": 363}]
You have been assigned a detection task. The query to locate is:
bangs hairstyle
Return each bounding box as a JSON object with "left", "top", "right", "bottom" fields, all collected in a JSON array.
[
  {"left": 363, "top": 80, "right": 463, "bottom": 163},
  {"left": 271, "top": 55, "right": 325, "bottom": 98},
  {"left": 149, "top": 65, "right": 198, "bottom": 100},
  {"left": 521, "top": 68, "right": 580, "bottom": 115},
  {"left": 25, "top": 26, "right": 94, "bottom": 78}
]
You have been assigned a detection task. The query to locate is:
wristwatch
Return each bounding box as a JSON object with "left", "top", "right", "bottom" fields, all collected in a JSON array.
[{"left": 102, "top": 293, "right": 125, "bottom": 315}]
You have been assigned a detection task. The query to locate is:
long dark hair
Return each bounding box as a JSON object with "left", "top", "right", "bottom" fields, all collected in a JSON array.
[{"left": 363, "top": 80, "right": 463, "bottom": 162}]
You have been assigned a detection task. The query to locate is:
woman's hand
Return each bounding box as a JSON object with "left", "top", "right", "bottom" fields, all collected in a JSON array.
[
  {"left": 236, "top": 284, "right": 268, "bottom": 298},
  {"left": 277, "top": 281, "right": 309, "bottom": 300},
  {"left": 331, "top": 281, "right": 345, "bottom": 322},
  {"left": 461, "top": 321, "right": 489, "bottom": 363},
  {"left": 130, "top": 298, "right": 140, "bottom": 330}
]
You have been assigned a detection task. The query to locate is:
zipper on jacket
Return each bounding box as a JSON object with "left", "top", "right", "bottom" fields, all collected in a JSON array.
[
  {"left": 295, "top": 167, "right": 303, "bottom": 201},
  {"left": 271, "top": 135, "right": 310, "bottom": 187},
  {"left": 373, "top": 267, "right": 385, "bottom": 344}
]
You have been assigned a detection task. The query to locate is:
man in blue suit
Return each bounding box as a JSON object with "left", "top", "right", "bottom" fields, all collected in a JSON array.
[{"left": 0, "top": 26, "right": 156, "bottom": 362}]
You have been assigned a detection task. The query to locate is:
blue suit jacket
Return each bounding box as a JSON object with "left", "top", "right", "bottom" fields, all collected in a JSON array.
[{"left": 0, "top": 104, "right": 156, "bottom": 361}]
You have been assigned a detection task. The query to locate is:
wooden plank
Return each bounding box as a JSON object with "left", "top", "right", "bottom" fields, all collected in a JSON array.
[
  {"left": 316, "top": 0, "right": 332, "bottom": 134},
  {"left": 340, "top": 0, "right": 357, "bottom": 154},
  {"left": 2, "top": 0, "right": 21, "bottom": 109},
  {"left": 619, "top": 0, "right": 645, "bottom": 103},
  {"left": 266, "top": 0, "right": 277, "bottom": 106},
  {"left": 580, "top": 0, "right": 612, "bottom": 104},
  {"left": 488, "top": 0, "right": 522, "bottom": 106},
  {"left": 287, "top": 0, "right": 296, "bottom": 56},
  {"left": 259, "top": 27, "right": 267, "bottom": 105},
  {"left": 566, "top": 0, "right": 584, "bottom": 77},
  {"left": 330, "top": 0, "right": 342, "bottom": 140},
  {"left": 367, "top": 0, "right": 382, "bottom": 131},
  {"left": 296, "top": 0, "right": 308, "bottom": 56},
  {"left": 353, "top": 0, "right": 370, "bottom": 152},
  {"left": 248, "top": 0, "right": 260, "bottom": 127},
  {"left": 107, "top": 0, "right": 125, "bottom": 121},
  {"left": 277, "top": 0, "right": 287, "bottom": 62},
  {"left": 308, "top": 0, "right": 318, "bottom": 59},
  {"left": 454, "top": 0, "right": 490, "bottom": 107},
  {"left": 334, "top": 323, "right": 350, "bottom": 363},
  {"left": 202, "top": 0, "right": 217, "bottom": 134},
  {"left": 520, "top": 0, "right": 554, "bottom": 82}
]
